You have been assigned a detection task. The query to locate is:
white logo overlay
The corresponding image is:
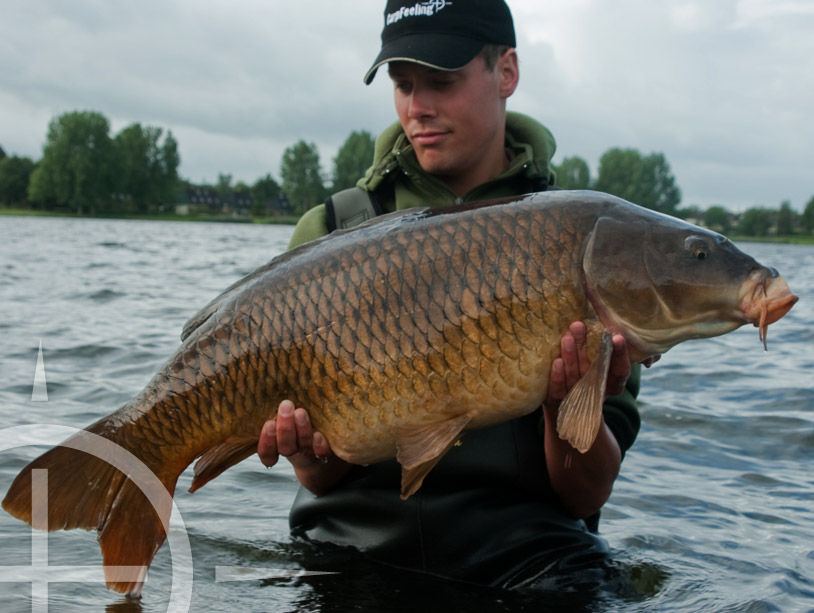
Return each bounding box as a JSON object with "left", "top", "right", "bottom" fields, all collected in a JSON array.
[
  {"left": 0, "top": 346, "right": 337, "bottom": 612},
  {"left": 386, "top": 1, "right": 453, "bottom": 26},
  {"left": 0, "top": 424, "right": 194, "bottom": 612}
]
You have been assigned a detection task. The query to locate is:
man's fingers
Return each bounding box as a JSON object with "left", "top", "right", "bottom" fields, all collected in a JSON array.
[
  {"left": 312, "top": 432, "right": 333, "bottom": 457},
  {"left": 569, "top": 321, "right": 590, "bottom": 377},
  {"left": 257, "top": 419, "right": 279, "bottom": 468},
  {"left": 275, "top": 400, "right": 299, "bottom": 457},
  {"left": 293, "top": 408, "right": 314, "bottom": 453},
  {"left": 561, "top": 333, "right": 580, "bottom": 390},
  {"left": 606, "top": 334, "right": 632, "bottom": 396},
  {"left": 547, "top": 357, "right": 567, "bottom": 405}
]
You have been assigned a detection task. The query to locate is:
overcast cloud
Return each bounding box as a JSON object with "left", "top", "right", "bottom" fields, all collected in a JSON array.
[{"left": 1, "top": 0, "right": 812, "bottom": 211}]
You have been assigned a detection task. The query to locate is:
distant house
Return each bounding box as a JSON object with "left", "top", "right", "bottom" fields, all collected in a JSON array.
[
  {"left": 231, "top": 188, "right": 252, "bottom": 216},
  {"left": 262, "top": 191, "right": 293, "bottom": 217},
  {"left": 175, "top": 183, "right": 294, "bottom": 217},
  {"left": 177, "top": 184, "right": 223, "bottom": 214}
]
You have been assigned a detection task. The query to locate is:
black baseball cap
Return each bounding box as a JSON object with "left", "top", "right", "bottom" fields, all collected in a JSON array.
[{"left": 364, "top": 0, "right": 516, "bottom": 85}]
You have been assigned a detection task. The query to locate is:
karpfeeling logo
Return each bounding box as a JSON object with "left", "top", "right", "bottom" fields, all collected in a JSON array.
[
  {"left": 1, "top": 340, "right": 339, "bottom": 611},
  {"left": 386, "top": 1, "right": 453, "bottom": 25}
]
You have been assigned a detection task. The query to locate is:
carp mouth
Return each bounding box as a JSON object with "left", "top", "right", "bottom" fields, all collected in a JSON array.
[{"left": 739, "top": 268, "right": 798, "bottom": 349}]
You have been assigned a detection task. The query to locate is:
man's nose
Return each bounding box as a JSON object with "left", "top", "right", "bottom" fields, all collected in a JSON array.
[{"left": 407, "top": 86, "right": 436, "bottom": 120}]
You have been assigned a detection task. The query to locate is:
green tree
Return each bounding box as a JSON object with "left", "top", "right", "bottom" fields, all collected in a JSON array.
[
  {"left": 776, "top": 200, "right": 795, "bottom": 236},
  {"left": 704, "top": 206, "right": 731, "bottom": 234},
  {"left": 737, "top": 207, "right": 771, "bottom": 237},
  {"left": 216, "top": 173, "right": 233, "bottom": 201},
  {"left": 0, "top": 156, "right": 36, "bottom": 206},
  {"left": 27, "top": 110, "right": 115, "bottom": 214},
  {"left": 553, "top": 156, "right": 591, "bottom": 190},
  {"left": 114, "top": 124, "right": 156, "bottom": 213},
  {"left": 251, "top": 173, "right": 281, "bottom": 217},
  {"left": 281, "top": 140, "right": 325, "bottom": 214},
  {"left": 28, "top": 164, "right": 55, "bottom": 209},
  {"left": 594, "top": 148, "right": 681, "bottom": 214},
  {"left": 332, "top": 130, "right": 375, "bottom": 192},
  {"left": 674, "top": 205, "right": 701, "bottom": 221},
  {"left": 0, "top": 145, "right": 6, "bottom": 160},
  {"left": 113, "top": 124, "right": 180, "bottom": 213},
  {"left": 159, "top": 131, "right": 180, "bottom": 205},
  {"left": 802, "top": 196, "right": 814, "bottom": 235}
]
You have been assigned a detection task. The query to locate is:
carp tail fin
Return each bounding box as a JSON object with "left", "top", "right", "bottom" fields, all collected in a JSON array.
[
  {"left": 556, "top": 332, "right": 613, "bottom": 453},
  {"left": 1, "top": 422, "right": 181, "bottom": 596}
]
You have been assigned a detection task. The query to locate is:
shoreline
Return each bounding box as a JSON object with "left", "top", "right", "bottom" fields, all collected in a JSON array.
[
  {"left": 0, "top": 208, "right": 299, "bottom": 225},
  {"left": 3, "top": 208, "right": 813, "bottom": 244}
]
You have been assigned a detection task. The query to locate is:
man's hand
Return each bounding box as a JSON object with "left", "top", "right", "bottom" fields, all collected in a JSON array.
[
  {"left": 542, "top": 321, "right": 631, "bottom": 518},
  {"left": 258, "top": 400, "right": 332, "bottom": 468},
  {"left": 258, "top": 400, "right": 350, "bottom": 496},
  {"left": 545, "top": 321, "right": 631, "bottom": 410}
]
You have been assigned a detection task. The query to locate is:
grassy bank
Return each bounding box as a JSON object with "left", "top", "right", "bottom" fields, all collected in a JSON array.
[{"left": 731, "top": 234, "right": 814, "bottom": 246}]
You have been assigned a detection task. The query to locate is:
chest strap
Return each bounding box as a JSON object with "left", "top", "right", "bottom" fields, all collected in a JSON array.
[{"left": 325, "top": 187, "right": 383, "bottom": 232}]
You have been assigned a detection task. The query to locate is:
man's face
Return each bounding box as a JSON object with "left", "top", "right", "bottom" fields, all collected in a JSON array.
[{"left": 388, "top": 51, "right": 518, "bottom": 196}]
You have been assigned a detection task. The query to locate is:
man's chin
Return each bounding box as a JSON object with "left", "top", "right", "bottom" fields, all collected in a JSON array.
[{"left": 413, "top": 151, "right": 453, "bottom": 177}]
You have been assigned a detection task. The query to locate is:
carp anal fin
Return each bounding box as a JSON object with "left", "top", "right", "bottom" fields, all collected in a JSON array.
[
  {"left": 189, "top": 437, "right": 258, "bottom": 493},
  {"left": 556, "top": 332, "right": 613, "bottom": 453},
  {"left": 394, "top": 415, "right": 470, "bottom": 500}
]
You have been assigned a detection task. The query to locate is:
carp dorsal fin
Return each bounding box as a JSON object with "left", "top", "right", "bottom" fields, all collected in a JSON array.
[
  {"left": 180, "top": 261, "right": 275, "bottom": 340},
  {"left": 189, "top": 437, "right": 258, "bottom": 493},
  {"left": 556, "top": 332, "right": 614, "bottom": 453},
  {"left": 180, "top": 208, "right": 428, "bottom": 341},
  {"left": 394, "top": 414, "right": 470, "bottom": 500}
]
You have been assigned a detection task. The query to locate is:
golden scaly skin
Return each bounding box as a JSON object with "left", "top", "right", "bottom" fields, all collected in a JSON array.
[{"left": 117, "top": 191, "right": 598, "bottom": 477}]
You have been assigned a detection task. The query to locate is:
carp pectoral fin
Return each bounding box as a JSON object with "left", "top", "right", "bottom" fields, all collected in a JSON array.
[
  {"left": 394, "top": 415, "right": 471, "bottom": 500},
  {"left": 556, "top": 332, "right": 613, "bottom": 453},
  {"left": 189, "top": 437, "right": 258, "bottom": 493}
]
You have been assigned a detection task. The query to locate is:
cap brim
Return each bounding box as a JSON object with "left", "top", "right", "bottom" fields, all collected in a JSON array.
[{"left": 364, "top": 34, "right": 484, "bottom": 85}]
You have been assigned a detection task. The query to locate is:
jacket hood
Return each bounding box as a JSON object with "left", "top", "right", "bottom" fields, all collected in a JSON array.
[{"left": 358, "top": 111, "right": 557, "bottom": 194}]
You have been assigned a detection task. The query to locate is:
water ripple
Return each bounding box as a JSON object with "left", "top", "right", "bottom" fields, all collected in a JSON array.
[{"left": 0, "top": 218, "right": 811, "bottom": 612}]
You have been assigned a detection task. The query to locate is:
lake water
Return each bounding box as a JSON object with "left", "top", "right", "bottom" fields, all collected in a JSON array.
[{"left": 0, "top": 216, "right": 811, "bottom": 612}]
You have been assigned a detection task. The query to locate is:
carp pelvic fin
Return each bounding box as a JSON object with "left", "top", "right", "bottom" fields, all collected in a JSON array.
[
  {"left": 556, "top": 332, "right": 613, "bottom": 453},
  {"left": 189, "top": 437, "right": 258, "bottom": 493},
  {"left": 394, "top": 414, "right": 470, "bottom": 500}
]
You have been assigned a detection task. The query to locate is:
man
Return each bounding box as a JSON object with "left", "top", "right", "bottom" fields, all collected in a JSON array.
[{"left": 258, "top": 0, "right": 641, "bottom": 590}]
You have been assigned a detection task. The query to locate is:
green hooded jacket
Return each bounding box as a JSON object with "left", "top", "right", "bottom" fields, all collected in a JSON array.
[
  {"left": 288, "top": 111, "right": 557, "bottom": 248},
  {"left": 287, "top": 112, "right": 643, "bottom": 587}
]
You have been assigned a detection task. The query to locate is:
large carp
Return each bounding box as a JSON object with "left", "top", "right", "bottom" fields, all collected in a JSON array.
[{"left": 3, "top": 190, "right": 797, "bottom": 595}]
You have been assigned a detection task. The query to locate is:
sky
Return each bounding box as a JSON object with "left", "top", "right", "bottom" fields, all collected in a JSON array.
[{"left": 1, "top": 0, "right": 812, "bottom": 212}]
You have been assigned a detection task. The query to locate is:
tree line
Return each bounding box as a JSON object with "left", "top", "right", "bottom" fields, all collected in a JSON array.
[
  {"left": 192, "top": 131, "right": 376, "bottom": 219},
  {"left": 0, "top": 110, "right": 375, "bottom": 219},
  {"left": 553, "top": 152, "right": 814, "bottom": 237},
  {"left": 2, "top": 109, "right": 813, "bottom": 236},
  {"left": 0, "top": 111, "right": 180, "bottom": 216}
]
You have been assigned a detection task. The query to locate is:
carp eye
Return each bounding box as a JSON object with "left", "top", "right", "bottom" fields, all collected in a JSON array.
[{"left": 685, "top": 236, "right": 710, "bottom": 261}]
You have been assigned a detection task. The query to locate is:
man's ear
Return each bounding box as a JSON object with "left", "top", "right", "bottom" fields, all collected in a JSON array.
[{"left": 498, "top": 48, "right": 519, "bottom": 98}]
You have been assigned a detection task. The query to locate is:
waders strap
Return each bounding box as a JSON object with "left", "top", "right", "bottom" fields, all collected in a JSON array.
[{"left": 325, "top": 187, "right": 383, "bottom": 232}]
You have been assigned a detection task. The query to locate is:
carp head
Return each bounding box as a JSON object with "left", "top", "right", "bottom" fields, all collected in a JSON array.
[{"left": 582, "top": 211, "right": 798, "bottom": 362}]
